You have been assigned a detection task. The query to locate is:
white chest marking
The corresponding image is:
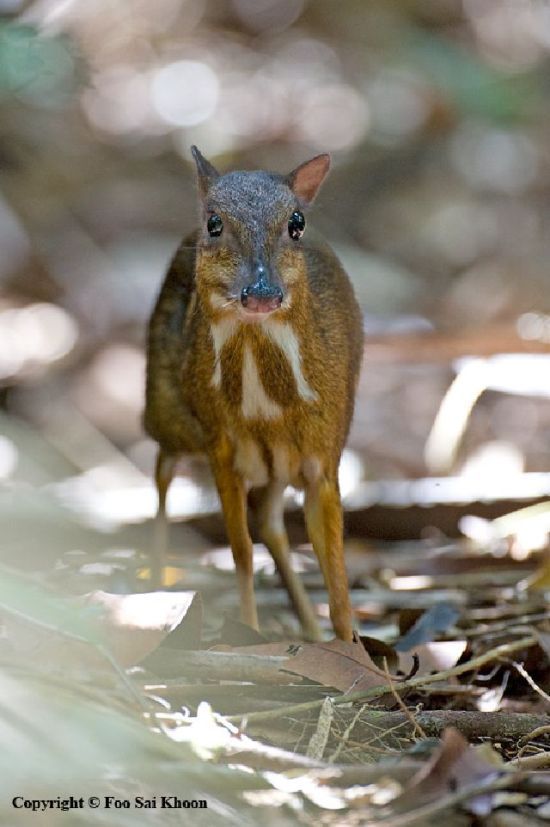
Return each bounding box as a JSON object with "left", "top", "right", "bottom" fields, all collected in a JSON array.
[
  {"left": 266, "top": 322, "right": 317, "bottom": 402},
  {"left": 242, "top": 344, "right": 282, "bottom": 420},
  {"left": 210, "top": 317, "right": 239, "bottom": 387}
]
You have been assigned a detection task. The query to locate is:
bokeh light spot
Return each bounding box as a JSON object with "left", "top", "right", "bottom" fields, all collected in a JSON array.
[
  {"left": 0, "top": 303, "right": 78, "bottom": 379},
  {"left": 296, "top": 83, "right": 369, "bottom": 151},
  {"left": 0, "top": 436, "right": 18, "bottom": 479},
  {"left": 151, "top": 60, "right": 219, "bottom": 126}
]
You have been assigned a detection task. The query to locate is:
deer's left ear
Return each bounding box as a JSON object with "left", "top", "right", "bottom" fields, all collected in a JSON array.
[
  {"left": 287, "top": 153, "right": 331, "bottom": 206},
  {"left": 191, "top": 145, "right": 220, "bottom": 198}
]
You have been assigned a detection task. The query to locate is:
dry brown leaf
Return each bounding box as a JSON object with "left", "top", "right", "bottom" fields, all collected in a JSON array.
[
  {"left": 2, "top": 587, "right": 201, "bottom": 683},
  {"left": 394, "top": 728, "right": 504, "bottom": 816},
  {"left": 219, "top": 615, "right": 269, "bottom": 646},
  {"left": 212, "top": 640, "right": 298, "bottom": 657},
  {"left": 213, "top": 637, "right": 391, "bottom": 693},
  {"left": 361, "top": 635, "right": 400, "bottom": 671},
  {"left": 280, "top": 637, "right": 390, "bottom": 693},
  {"left": 84, "top": 590, "right": 202, "bottom": 667}
]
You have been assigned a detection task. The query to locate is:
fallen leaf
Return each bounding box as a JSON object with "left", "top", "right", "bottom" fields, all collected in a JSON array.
[
  {"left": 219, "top": 615, "right": 268, "bottom": 646},
  {"left": 398, "top": 608, "right": 424, "bottom": 635},
  {"left": 360, "top": 635, "right": 400, "bottom": 671},
  {"left": 84, "top": 590, "right": 202, "bottom": 666},
  {"left": 281, "top": 637, "right": 390, "bottom": 694},
  {"left": 393, "top": 728, "right": 504, "bottom": 816},
  {"left": 213, "top": 637, "right": 404, "bottom": 694},
  {"left": 211, "top": 641, "right": 296, "bottom": 657}
]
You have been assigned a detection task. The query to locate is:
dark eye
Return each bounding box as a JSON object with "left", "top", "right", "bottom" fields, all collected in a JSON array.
[
  {"left": 288, "top": 210, "right": 305, "bottom": 240},
  {"left": 207, "top": 214, "right": 223, "bottom": 237}
]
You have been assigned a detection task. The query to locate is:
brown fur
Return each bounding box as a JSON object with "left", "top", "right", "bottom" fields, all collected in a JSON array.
[{"left": 145, "top": 150, "right": 363, "bottom": 640}]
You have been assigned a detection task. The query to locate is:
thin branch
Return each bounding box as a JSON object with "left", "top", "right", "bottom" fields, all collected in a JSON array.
[
  {"left": 518, "top": 724, "right": 550, "bottom": 749},
  {"left": 306, "top": 696, "right": 334, "bottom": 760},
  {"left": 328, "top": 703, "right": 370, "bottom": 764},
  {"left": 383, "top": 656, "right": 427, "bottom": 740},
  {"left": 511, "top": 660, "right": 550, "bottom": 706},
  {"left": 510, "top": 751, "right": 550, "bottom": 771}
]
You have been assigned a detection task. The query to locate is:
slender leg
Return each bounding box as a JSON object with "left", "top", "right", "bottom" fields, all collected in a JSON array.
[
  {"left": 211, "top": 445, "right": 258, "bottom": 630},
  {"left": 152, "top": 450, "right": 177, "bottom": 588},
  {"left": 303, "top": 476, "right": 353, "bottom": 641},
  {"left": 255, "top": 481, "right": 322, "bottom": 641}
]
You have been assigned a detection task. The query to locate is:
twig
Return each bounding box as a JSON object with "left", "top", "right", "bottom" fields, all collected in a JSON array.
[
  {"left": 228, "top": 635, "right": 536, "bottom": 726},
  {"left": 328, "top": 703, "right": 370, "bottom": 764},
  {"left": 415, "top": 684, "right": 483, "bottom": 696},
  {"left": 511, "top": 660, "right": 550, "bottom": 706},
  {"left": 306, "top": 696, "right": 334, "bottom": 760},
  {"left": 464, "top": 613, "right": 550, "bottom": 639},
  {"left": 383, "top": 657, "right": 427, "bottom": 740},
  {"left": 362, "top": 719, "right": 414, "bottom": 751},
  {"left": 510, "top": 751, "right": 550, "bottom": 770},
  {"left": 518, "top": 724, "right": 550, "bottom": 749}
]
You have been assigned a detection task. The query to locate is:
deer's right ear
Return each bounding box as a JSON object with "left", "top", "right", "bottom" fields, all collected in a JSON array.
[
  {"left": 287, "top": 153, "right": 331, "bottom": 207},
  {"left": 191, "top": 145, "right": 220, "bottom": 197}
]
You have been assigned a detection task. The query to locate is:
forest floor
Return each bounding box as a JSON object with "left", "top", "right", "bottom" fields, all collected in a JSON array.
[{"left": 2, "top": 435, "right": 549, "bottom": 826}]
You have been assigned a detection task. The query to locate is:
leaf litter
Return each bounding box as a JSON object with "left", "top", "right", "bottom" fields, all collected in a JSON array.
[{"left": 1, "top": 419, "right": 549, "bottom": 824}]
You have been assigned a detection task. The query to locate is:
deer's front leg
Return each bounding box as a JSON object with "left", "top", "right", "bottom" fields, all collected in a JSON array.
[
  {"left": 210, "top": 440, "right": 258, "bottom": 630},
  {"left": 255, "top": 480, "right": 322, "bottom": 641},
  {"left": 303, "top": 475, "right": 353, "bottom": 641}
]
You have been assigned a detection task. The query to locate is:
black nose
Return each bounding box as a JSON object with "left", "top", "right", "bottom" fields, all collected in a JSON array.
[
  {"left": 241, "top": 268, "right": 283, "bottom": 310},
  {"left": 241, "top": 282, "right": 283, "bottom": 305}
]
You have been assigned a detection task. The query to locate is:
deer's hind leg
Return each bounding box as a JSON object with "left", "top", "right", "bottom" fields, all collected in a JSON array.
[{"left": 152, "top": 449, "right": 179, "bottom": 587}]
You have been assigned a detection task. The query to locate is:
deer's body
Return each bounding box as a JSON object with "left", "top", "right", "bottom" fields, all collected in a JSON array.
[{"left": 145, "top": 150, "right": 362, "bottom": 640}]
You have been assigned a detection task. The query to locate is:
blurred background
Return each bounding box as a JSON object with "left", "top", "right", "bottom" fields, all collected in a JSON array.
[{"left": 1, "top": 0, "right": 550, "bottom": 571}]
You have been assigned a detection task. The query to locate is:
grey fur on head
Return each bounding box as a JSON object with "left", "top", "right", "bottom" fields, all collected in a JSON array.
[{"left": 190, "top": 146, "right": 330, "bottom": 208}]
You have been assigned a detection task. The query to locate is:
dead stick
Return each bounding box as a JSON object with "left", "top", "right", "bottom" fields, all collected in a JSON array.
[
  {"left": 510, "top": 751, "right": 550, "bottom": 771},
  {"left": 518, "top": 724, "right": 550, "bottom": 749},
  {"left": 337, "top": 710, "right": 550, "bottom": 742},
  {"left": 229, "top": 635, "right": 536, "bottom": 725},
  {"left": 143, "top": 650, "right": 297, "bottom": 684},
  {"left": 511, "top": 660, "right": 550, "bottom": 706}
]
